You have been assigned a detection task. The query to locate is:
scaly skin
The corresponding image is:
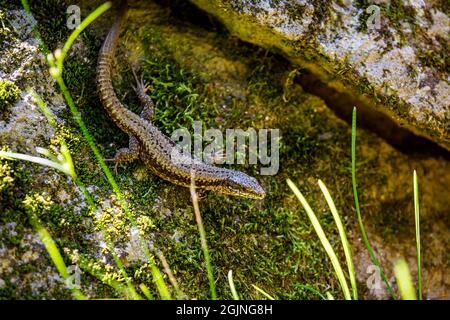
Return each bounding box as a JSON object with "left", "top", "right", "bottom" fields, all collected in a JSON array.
[{"left": 96, "top": 3, "right": 265, "bottom": 199}]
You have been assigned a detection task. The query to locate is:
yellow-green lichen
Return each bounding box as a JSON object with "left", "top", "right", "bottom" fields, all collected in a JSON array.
[{"left": 0, "top": 80, "right": 21, "bottom": 113}]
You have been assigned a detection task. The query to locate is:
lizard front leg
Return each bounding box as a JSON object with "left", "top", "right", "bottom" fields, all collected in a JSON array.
[{"left": 113, "top": 136, "right": 140, "bottom": 174}]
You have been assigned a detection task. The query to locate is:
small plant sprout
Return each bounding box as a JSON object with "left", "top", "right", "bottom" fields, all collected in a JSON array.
[
  {"left": 318, "top": 179, "right": 357, "bottom": 299},
  {"left": 251, "top": 284, "right": 276, "bottom": 300},
  {"left": 394, "top": 259, "right": 417, "bottom": 300},
  {"left": 287, "top": 178, "right": 352, "bottom": 300},
  {"left": 413, "top": 170, "right": 422, "bottom": 300},
  {"left": 351, "top": 107, "right": 396, "bottom": 299},
  {"left": 228, "top": 270, "right": 240, "bottom": 300},
  {"left": 0, "top": 147, "right": 75, "bottom": 179},
  {"left": 190, "top": 172, "right": 217, "bottom": 299}
]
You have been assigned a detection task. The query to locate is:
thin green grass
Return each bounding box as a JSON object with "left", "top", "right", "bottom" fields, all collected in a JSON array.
[
  {"left": 139, "top": 284, "right": 154, "bottom": 300},
  {"left": 251, "top": 284, "right": 276, "bottom": 300},
  {"left": 228, "top": 270, "right": 239, "bottom": 300},
  {"left": 351, "top": 107, "right": 397, "bottom": 299},
  {"left": 394, "top": 258, "right": 417, "bottom": 300},
  {"left": 20, "top": 0, "right": 49, "bottom": 55},
  {"left": 190, "top": 178, "right": 217, "bottom": 299},
  {"left": 318, "top": 179, "right": 357, "bottom": 300},
  {"left": 284, "top": 107, "right": 423, "bottom": 300},
  {"left": 413, "top": 170, "right": 422, "bottom": 300},
  {"left": 27, "top": 213, "right": 86, "bottom": 300},
  {"left": 291, "top": 284, "right": 326, "bottom": 300},
  {"left": 287, "top": 178, "right": 352, "bottom": 300},
  {"left": 0, "top": 150, "right": 73, "bottom": 178}
]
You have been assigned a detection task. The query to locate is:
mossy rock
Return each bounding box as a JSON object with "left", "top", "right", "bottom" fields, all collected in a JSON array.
[{"left": 191, "top": 0, "right": 450, "bottom": 151}]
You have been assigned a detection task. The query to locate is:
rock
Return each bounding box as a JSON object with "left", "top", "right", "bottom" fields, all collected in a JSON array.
[
  {"left": 0, "top": 8, "right": 65, "bottom": 150},
  {"left": 190, "top": 0, "right": 450, "bottom": 150}
]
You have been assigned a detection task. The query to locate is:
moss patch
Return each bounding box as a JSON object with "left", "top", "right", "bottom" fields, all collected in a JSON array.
[{"left": 0, "top": 80, "right": 21, "bottom": 113}]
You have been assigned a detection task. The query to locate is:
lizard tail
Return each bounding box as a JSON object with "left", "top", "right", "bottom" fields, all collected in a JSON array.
[
  {"left": 96, "top": 0, "right": 139, "bottom": 133},
  {"left": 98, "top": 1, "right": 128, "bottom": 62}
]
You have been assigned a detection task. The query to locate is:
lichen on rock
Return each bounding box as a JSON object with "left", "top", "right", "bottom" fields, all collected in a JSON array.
[
  {"left": 0, "top": 80, "right": 21, "bottom": 113},
  {"left": 191, "top": 0, "right": 450, "bottom": 150}
]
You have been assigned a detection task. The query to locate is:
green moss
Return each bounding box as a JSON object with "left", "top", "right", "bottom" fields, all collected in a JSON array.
[
  {"left": 0, "top": 80, "right": 21, "bottom": 113},
  {"left": 0, "top": 0, "right": 21, "bottom": 10},
  {"left": 309, "top": 0, "right": 332, "bottom": 33},
  {"left": 417, "top": 36, "right": 449, "bottom": 74},
  {"left": 0, "top": 159, "right": 14, "bottom": 198},
  {"left": 0, "top": 8, "right": 13, "bottom": 44},
  {"left": 29, "top": 0, "right": 70, "bottom": 50},
  {"left": 356, "top": 0, "right": 416, "bottom": 41},
  {"left": 385, "top": 0, "right": 416, "bottom": 28}
]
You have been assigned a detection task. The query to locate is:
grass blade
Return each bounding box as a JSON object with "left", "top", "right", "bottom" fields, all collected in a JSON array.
[
  {"left": 287, "top": 179, "right": 352, "bottom": 300},
  {"left": 394, "top": 259, "right": 417, "bottom": 300},
  {"left": 228, "top": 270, "right": 239, "bottom": 300},
  {"left": 326, "top": 292, "right": 335, "bottom": 300},
  {"left": 190, "top": 174, "right": 217, "bottom": 299},
  {"left": 0, "top": 151, "right": 69, "bottom": 176},
  {"left": 318, "top": 179, "right": 358, "bottom": 300},
  {"left": 351, "top": 107, "right": 397, "bottom": 299},
  {"left": 292, "top": 284, "right": 326, "bottom": 300},
  {"left": 20, "top": 0, "right": 49, "bottom": 54},
  {"left": 28, "top": 214, "right": 86, "bottom": 300},
  {"left": 139, "top": 284, "right": 154, "bottom": 300},
  {"left": 251, "top": 284, "right": 275, "bottom": 300},
  {"left": 54, "top": 2, "right": 113, "bottom": 74},
  {"left": 413, "top": 170, "right": 422, "bottom": 300}
]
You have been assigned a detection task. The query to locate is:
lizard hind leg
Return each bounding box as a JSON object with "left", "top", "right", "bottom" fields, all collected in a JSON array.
[
  {"left": 132, "top": 69, "right": 154, "bottom": 120},
  {"left": 113, "top": 136, "right": 140, "bottom": 174},
  {"left": 113, "top": 69, "right": 152, "bottom": 175}
]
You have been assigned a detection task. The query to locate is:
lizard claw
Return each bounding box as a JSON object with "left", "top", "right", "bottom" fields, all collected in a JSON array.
[
  {"left": 131, "top": 68, "right": 151, "bottom": 94},
  {"left": 137, "top": 77, "right": 150, "bottom": 94},
  {"left": 103, "top": 158, "right": 120, "bottom": 175}
]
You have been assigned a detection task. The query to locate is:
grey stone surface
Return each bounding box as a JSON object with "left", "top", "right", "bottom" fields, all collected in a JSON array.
[{"left": 191, "top": 0, "right": 450, "bottom": 150}]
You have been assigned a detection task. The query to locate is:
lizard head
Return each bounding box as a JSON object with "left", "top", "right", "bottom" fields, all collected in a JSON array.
[{"left": 219, "top": 171, "right": 266, "bottom": 199}]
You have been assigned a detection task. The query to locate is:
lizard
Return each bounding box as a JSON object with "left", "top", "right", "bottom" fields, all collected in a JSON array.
[{"left": 96, "top": 1, "right": 266, "bottom": 200}]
